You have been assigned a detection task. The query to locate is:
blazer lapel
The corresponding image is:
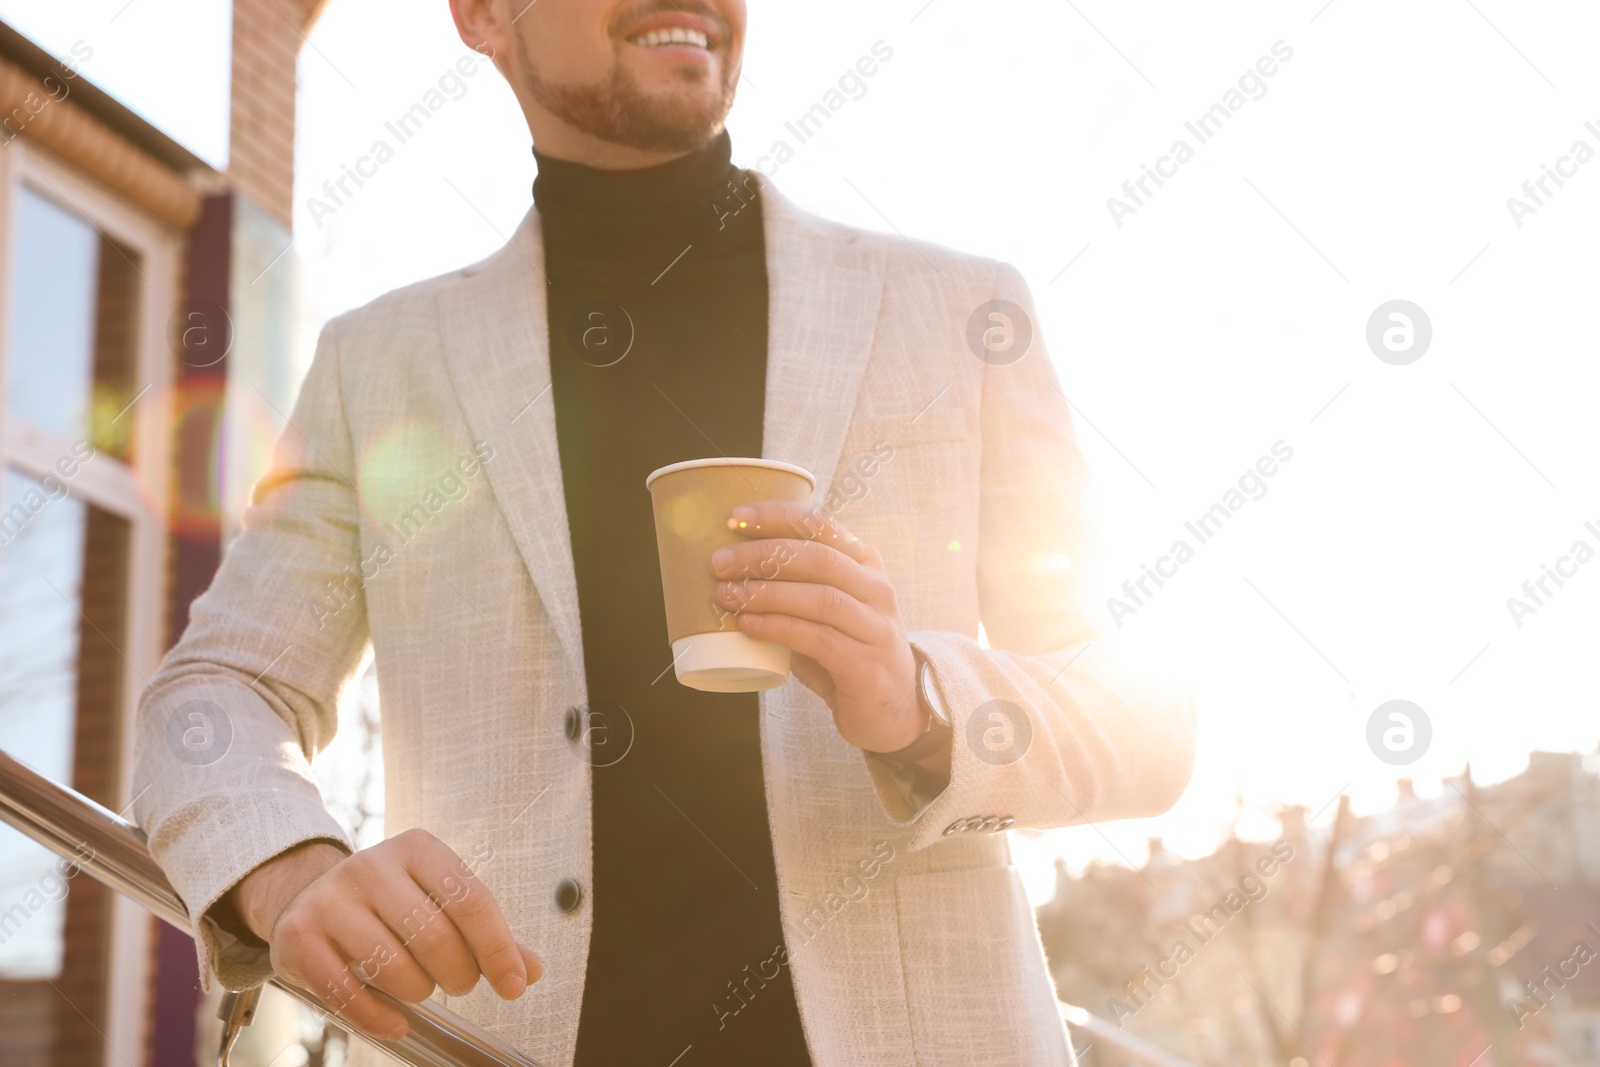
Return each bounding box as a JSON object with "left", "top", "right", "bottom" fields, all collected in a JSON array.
[
  {"left": 433, "top": 180, "right": 886, "bottom": 687},
  {"left": 759, "top": 179, "right": 887, "bottom": 505},
  {"left": 435, "top": 206, "right": 589, "bottom": 686}
]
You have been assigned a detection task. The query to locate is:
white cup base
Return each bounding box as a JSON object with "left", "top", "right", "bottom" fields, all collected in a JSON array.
[{"left": 671, "top": 632, "right": 791, "bottom": 693}]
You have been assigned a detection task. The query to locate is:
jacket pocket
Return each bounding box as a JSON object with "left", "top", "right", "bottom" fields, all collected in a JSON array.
[{"left": 893, "top": 865, "right": 1074, "bottom": 1066}]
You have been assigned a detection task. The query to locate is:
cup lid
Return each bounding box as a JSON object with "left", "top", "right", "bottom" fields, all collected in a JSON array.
[{"left": 644, "top": 457, "right": 816, "bottom": 491}]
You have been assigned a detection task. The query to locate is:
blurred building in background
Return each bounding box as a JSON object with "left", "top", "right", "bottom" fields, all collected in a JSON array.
[
  {"left": 0, "top": 2, "right": 322, "bottom": 1064},
  {"left": 1039, "top": 749, "right": 1600, "bottom": 1067}
]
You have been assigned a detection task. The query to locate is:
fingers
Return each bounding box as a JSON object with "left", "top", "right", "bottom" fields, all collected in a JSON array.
[
  {"left": 716, "top": 537, "right": 902, "bottom": 639},
  {"left": 735, "top": 608, "right": 858, "bottom": 668},
  {"left": 726, "top": 500, "right": 875, "bottom": 565},
  {"left": 520, "top": 943, "right": 544, "bottom": 984},
  {"left": 713, "top": 530, "right": 891, "bottom": 613},
  {"left": 375, "top": 880, "right": 481, "bottom": 997},
  {"left": 399, "top": 831, "right": 529, "bottom": 1000},
  {"left": 289, "top": 935, "right": 410, "bottom": 1040},
  {"left": 266, "top": 828, "right": 539, "bottom": 1035},
  {"left": 716, "top": 574, "right": 885, "bottom": 645},
  {"left": 713, "top": 501, "right": 899, "bottom": 638},
  {"left": 326, "top": 912, "right": 435, "bottom": 1004}
]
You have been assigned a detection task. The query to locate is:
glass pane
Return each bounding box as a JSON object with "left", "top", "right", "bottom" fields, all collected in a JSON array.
[
  {"left": 0, "top": 467, "right": 129, "bottom": 984},
  {"left": 5, "top": 183, "right": 142, "bottom": 459}
]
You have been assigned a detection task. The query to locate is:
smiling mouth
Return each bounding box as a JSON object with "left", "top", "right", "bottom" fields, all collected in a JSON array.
[{"left": 626, "top": 27, "right": 711, "bottom": 50}]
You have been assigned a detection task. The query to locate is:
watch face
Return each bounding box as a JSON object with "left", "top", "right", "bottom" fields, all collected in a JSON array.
[{"left": 919, "top": 660, "right": 950, "bottom": 726}]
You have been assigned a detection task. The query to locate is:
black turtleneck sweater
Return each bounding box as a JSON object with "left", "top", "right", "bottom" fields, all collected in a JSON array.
[{"left": 534, "top": 130, "right": 812, "bottom": 1065}]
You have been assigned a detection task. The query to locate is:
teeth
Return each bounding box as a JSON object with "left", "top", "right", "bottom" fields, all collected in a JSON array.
[{"left": 631, "top": 27, "right": 709, "bottom": 49}]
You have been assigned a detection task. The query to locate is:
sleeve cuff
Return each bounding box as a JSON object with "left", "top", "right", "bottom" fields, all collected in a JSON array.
[
  {"left": 861, "top": 630, "right": 1045, "bottom": 850},
  {"left": 146, "top": 790, "right": 354, "bottom": 992},
  {"left": 863, "top": 633, "right": 959, "bottom": 824},
  {"left": 863, "top": 752, "right": 949, "bottom": 822}
]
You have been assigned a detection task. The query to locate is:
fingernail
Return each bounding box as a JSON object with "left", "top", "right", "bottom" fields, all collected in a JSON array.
[
  {"left": 731, "top": 505, "right": 756, "bottom": 522},
  {"left": 387, "top": 1023, "right": 407, "bottom": 1041},
  {"left": 499, "top": 973, "right": 526, "bottom": 999},
  {"left": 710, "top": 547, "right": 734, "bottom": 570}
]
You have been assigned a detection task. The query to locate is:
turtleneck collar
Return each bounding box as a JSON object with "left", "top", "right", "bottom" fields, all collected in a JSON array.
[
  {"left": 532, "top": 128, "right": 738, "bottom": 218},
  {"left": 530, "top": 127, "right": 762, "bottom": 278}
]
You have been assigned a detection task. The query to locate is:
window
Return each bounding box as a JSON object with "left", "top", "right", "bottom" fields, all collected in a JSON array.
[
  {"left": 6, "top": 184, "right": 143, "bottom": 457},
  {"left": 0, "top": 139, "right": 174, "bottom": 1067}
]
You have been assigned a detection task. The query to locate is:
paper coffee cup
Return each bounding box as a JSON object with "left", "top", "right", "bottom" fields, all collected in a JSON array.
[{"left": 644, "top": 457, "right": 817, "bottom": 693}]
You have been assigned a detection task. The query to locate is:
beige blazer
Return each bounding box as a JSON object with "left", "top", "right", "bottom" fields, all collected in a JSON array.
[{"left": 132, "top": 176, "right": 1195, "bottom": 1067}]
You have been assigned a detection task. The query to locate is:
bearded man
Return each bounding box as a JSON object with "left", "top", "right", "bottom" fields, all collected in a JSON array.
[{"left": 134, "top": 2, "right": 1196, "bottom": 1064}]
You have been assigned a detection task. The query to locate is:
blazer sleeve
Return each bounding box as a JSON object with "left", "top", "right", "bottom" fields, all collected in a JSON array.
[
  {"left": 131, "top": 317, "right": 368, "bottom": 991},
  {"left": 862, "top": 261, "right": 1197, "bottom": 849}
]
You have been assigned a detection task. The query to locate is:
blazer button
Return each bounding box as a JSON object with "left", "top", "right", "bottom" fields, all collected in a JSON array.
[
  {"left": 564, "top": 705, "right": 582, "bottom": 741},
  {"left": 555, "top": 878, "right": 583, "bottom": 913}
]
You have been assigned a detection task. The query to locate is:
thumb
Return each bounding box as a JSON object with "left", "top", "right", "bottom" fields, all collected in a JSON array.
[{"left": 518, "top": 944, "right": 543, "bottom": 988}]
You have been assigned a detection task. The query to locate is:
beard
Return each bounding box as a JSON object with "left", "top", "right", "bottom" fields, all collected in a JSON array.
[{"left": 515, "top": 31, "right": 737, "bottom": 154}]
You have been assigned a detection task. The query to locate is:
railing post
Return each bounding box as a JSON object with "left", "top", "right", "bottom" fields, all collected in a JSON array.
[{"left": 216, "top": 987, "right": 262, "bottom": 1066}]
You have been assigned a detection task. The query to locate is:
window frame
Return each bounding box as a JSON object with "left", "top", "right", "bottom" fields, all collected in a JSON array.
[{"left": 0, "top": 136, "right": 179, "bottom": 1067}]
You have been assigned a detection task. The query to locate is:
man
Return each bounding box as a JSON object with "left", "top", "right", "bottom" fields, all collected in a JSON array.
[{"left": 133, "top": 0, "right": 1196, "bottom": 1064}]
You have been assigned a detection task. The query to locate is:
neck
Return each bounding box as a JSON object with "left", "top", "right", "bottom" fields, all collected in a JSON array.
[
  {"left": 531, "top": 127, "right": 736, "bottom": 219},
  {"left": 531, "top": 134, "right": 695, "bottom": 170}
]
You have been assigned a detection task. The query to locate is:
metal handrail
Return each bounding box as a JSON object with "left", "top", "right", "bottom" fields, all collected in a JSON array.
[
  {"left": 0, "top": 748, "right": 541, "bottom": 1067},
  {"left": 1061, "top": 1003, "right": 1200, "bottom": 1067},
  {"left": 1, "top": 746, "right": 1197, "bottom": 1067}
]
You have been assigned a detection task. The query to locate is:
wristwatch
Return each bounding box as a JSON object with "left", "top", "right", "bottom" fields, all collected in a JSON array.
[{"left": 867, "top": 648, "right": 952, "bottom": 772}]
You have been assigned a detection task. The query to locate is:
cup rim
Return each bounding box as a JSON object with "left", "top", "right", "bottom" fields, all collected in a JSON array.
[{"left": 645, "top": 457, "right": 817, "bottom": 491}]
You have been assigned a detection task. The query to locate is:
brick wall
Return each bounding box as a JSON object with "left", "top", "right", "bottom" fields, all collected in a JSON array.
[{"left": 228, "top": 0, "right": 322, "bottom": 228}]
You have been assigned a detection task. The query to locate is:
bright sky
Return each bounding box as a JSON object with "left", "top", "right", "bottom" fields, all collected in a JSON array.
[
  {"left": 0, "top": 0, "right": 231, "bottom": 165},
  {"left": 288, "top": 0, "right": 1600, "bottom": 906}
]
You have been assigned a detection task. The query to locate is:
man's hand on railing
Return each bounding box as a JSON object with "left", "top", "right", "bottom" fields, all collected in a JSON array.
[{"left": 218, "top": 829, "right": 543, "bottom": 1041}]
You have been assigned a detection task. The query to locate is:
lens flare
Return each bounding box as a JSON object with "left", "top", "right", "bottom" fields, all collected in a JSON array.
[{"left": 357, "top": 419, "right": 463, "bottom": 534}]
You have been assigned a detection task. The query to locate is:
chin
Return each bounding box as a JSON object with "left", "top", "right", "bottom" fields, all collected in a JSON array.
[
  {"left": 613, "top": 115, "right": 724, "bottom": 153},
  {"left": 523, "top": 48, "right": 736, "bottom": 154},
  {"left": 617, "top": 84, "right": 732, "bottom": 150}
]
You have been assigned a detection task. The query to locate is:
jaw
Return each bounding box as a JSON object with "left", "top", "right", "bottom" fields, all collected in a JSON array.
[
  {"left": 615, "top": 35, "right": 726, "bottom": 98},
  {"left": 512, "top": 6, "right": 741, "bottom": 162}
]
